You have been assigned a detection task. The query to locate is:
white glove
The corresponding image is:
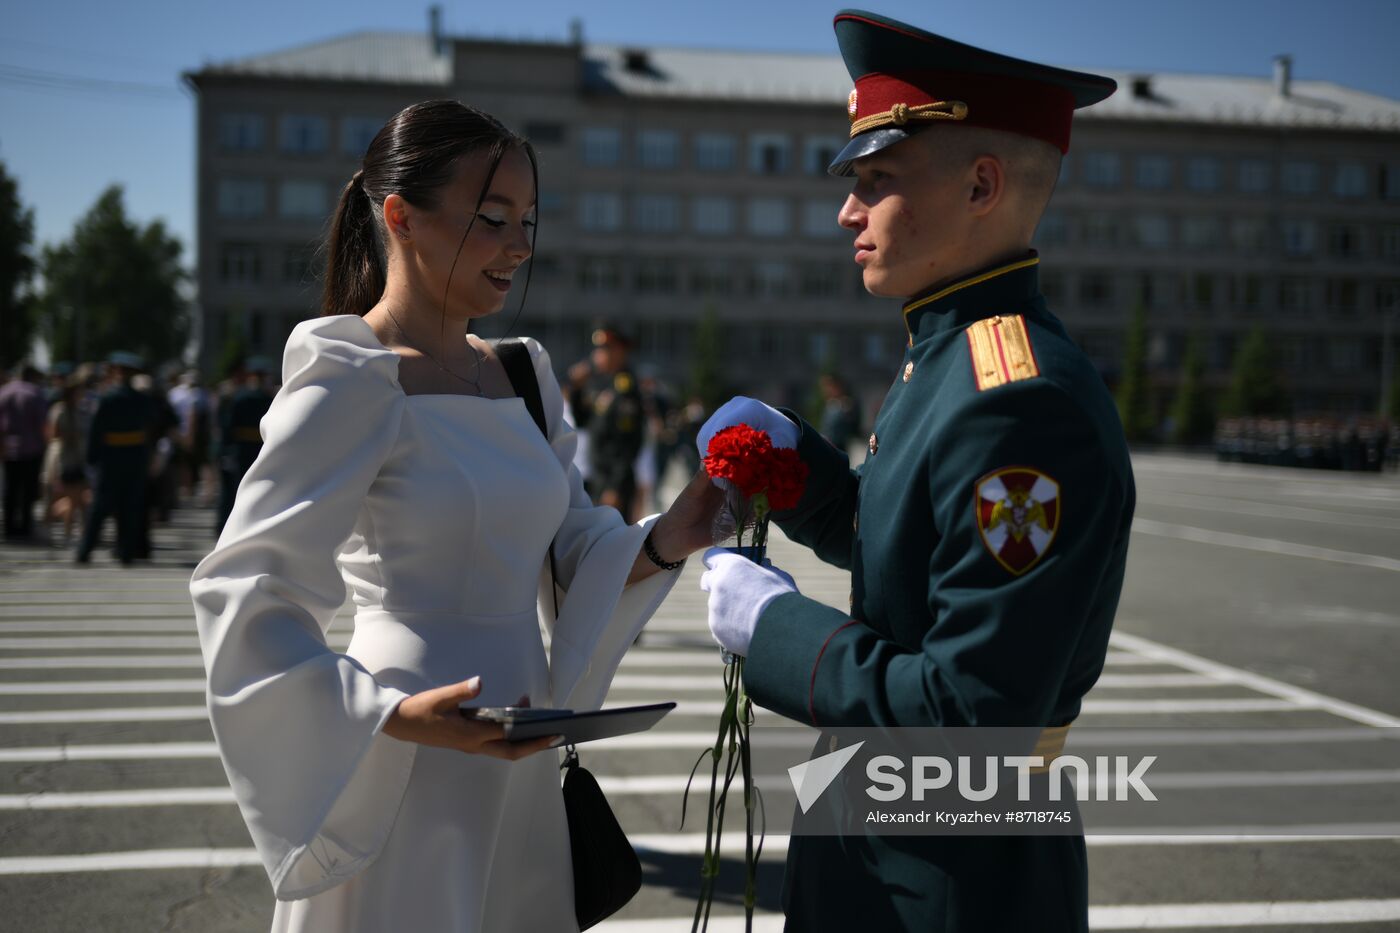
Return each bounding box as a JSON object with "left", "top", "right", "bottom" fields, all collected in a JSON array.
[
  {"left": 699, "top": 547, "right": 799, "bottom": 657},
  {"left": 697, "top": 397, "right": 800, "bottom": 460}
]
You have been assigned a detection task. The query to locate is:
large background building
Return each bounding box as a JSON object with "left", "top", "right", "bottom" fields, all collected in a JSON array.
[{"left": 184, "top": 13, "right": 1400, "bottom": 421}]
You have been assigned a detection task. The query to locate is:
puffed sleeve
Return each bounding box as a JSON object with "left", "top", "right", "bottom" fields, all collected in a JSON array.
[
  {"left": 517, "top": 338, "right": 686, "bottom": 710},
  {"left": 189, "top": 316, "right": 415, "bottom": 900}
]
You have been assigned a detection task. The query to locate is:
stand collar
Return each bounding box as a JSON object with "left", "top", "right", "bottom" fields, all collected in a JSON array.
[{"left": 901, "top": 253, "right": 1040, "bottom": 346}]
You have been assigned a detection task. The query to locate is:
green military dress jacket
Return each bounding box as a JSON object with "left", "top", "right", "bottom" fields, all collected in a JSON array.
[{"left": 745, "top": 255, "right": 1136, "bottom": 931}]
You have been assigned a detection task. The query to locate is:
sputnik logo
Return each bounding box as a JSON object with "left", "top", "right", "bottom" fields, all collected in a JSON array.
[{"left": 788, "top": 741, "right": 865, "bottom": 814}]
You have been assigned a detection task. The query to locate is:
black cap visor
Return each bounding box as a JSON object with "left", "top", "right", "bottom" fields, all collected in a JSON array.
[{"left": 827, "top": 127, "right": 914, "bottom": 177}]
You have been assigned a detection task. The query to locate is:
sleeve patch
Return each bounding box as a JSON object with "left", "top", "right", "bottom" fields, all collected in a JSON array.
[
  {"left": 974, "top": 466, "right": 1060, "bottom": 575},
  {"left": 966, "top": 315, "right": 1041, "bottom": 392}
]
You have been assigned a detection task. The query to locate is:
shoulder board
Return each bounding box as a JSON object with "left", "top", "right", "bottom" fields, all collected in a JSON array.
[{"left": 965, "top": 314, "right": 1041, "bottom": 392}]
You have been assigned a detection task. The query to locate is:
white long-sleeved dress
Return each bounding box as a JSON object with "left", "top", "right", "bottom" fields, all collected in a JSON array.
[{"left": 190, "top": 314, "right": 682, "bottom": 932}]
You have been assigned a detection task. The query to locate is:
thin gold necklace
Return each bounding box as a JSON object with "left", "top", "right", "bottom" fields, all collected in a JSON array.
[{"left": 383, "top": 306, "right": 484, "bottom": 393}]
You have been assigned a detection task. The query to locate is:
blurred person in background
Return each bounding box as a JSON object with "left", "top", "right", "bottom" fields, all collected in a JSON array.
[
  {"left": 567, "top": 323, "right": 644, "bottom": 517},
  {"left": 0, "top": 364, "right": 47, "bottom": 540},
  {"left": 640, "top": 369, "right": 679, "bottom": 511},
  {"left": 168, "top": 369, "right": 213, "bottom": 504},
  {"left": 134, "top": 372, "right": 181, "bottom": 558},
  {"left": 817, "top": 372, "right": 861, "bottom": 455},
  {"left": 77, "top": 352, "right": 154, "bottom": 565},
  {"left": 215, "top": 356, "right": 274, "bottom": 536},
  {"left": 42, "top": 377, "right": 89, "bottom": 547}
]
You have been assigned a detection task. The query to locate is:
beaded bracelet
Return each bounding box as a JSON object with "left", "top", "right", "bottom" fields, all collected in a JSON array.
[{"left": 642, "top": 531, "right": 685, "bottom": 571}]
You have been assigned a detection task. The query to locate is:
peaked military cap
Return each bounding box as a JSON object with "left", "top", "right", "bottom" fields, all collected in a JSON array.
[
  {"left": 828, "top": 9, "right": 1117, "bottom": 176},
  {"left": 106, "top": 350, "right": 145, "bottom": 371}
]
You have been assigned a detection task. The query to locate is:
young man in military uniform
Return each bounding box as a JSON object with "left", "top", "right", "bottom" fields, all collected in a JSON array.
[
  {"left": 698, "top": 10, "right": 1135, "bottom": 931},
  {"left": 77, "top": 352, "right": 155, "bottom": 565},
  {"left": 567, "top": 323, "right": 644, "bottom": 519}
]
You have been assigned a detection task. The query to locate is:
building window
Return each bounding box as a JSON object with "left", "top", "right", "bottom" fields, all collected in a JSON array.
[
  {"left": 1229, "top": 217, "right": 1269, "bottom": 254},
  {"left": 633, "top": 194, "right": 680, "bottom": 233},
  {"left": 1281, "top": 161, "right": 1320, "bottom": 195},
  {"left": 1327, "top": 337, "right": 1363, "bottom": 371},
  {"left": 1034, "top": 210, "right": 1070, "bottom": 247},
  {"left": 689, "top": 259, "right": 736, "bottom": 297},
  {"left": 749, "top": 260, "right": 792, "bottom": 297},
  {"left": 692, "top": 197, "right": 735, "bottom": 235},
  {"left": 637, "top": 130, "right": 679, "bottom": 169},
  {"left": 798, "top": 261, "right": 843, "bottom": 298},
  {"left": 1377, "top": 282, "right": 1400, "bottom": 312},
  {"left": 279, "top": 115, "right": 329, "bottom": 154},
  {"left": 1188, "top": 273, "right": 1215, "bottom": 309},
  {"left": 1333, "top": 162, "right": 1367, "bottom": 198},
  {"left": 1082, "top": 152, "right": 1121, "bottom": 188},
  {"left": 1134, "top": 155, "right": 1172, "bottom": 190},
  {"left": 803, "top": 136, "right": 845, "bottom": 175},
  {"left": 220, "top": 243, "right": 261, "bottom": 283},
  {"left": 577, "top": 255, "right": 623, "bottom": 292},
  {"left": 634, "top": 257, "right": 680, "bottom": 294},
  {"left": 538, "top": 191, "right": 567, "bottom": 218},
  {"left": 578, "top": 193, "right": 622, "bottom": 232},
  {"left": 1234, "top": 275, "right": 1266, "bottom": 311},
  {"left": 524, "top": 121, "right": 565, "bottom": 146},
  {"left": 278, "top": 180, "right": 327, "bottom": 219},
  {"left": 282, "top": 244, "right": 315, "bottom": 284},
  {"left": 1384, "top": 164, "right": 1400, "bottom": 200},
  {"left": 1279, "top": 278, "right": 1311, "bottom": 312},
  {"left": 1184, "top": 157, "right": 1222, "bottom": 192},
  {"left": 694, "top": 133, "right": 737, "bottom": 171},
  {"left": 1083, "top": 211, "right": 1121, "bottom": 248},
  {"left": 1326, "top": 279, "right": 1359, "bottom": 314},
  {"left": 864, "top": 332, "right": 891, "bottom": 366},
  {"left": 216, "top": 179, "right": 266, "bottom": 219},
  {"left": 1040, "top": 271, "right": 1065, "bottom": 305},
  {"left": 1281, "top": 220, "right": 1318, "bottom": 256},
  {"left": 1328, "top": 224, "right": 1363, "bottom": 260},
  {"left": 747, "top": 198, "right": 791, "bottom": 237},
  {"left": 1379, "top": 225, "right": 1400, "bottom": 262},
  {"left": 1238, "top": 159, "right": 1272, "bottom": 193},
  {"left": 801, "top": 200, "right": 841, "bottom": 238},
  {"left": 1132, "top": 214, "right": 1171, "bottom": 250},
  {"left": 218, "top": 113, "right": 264, "bottom": 152},
  {"left": 580, "top": 128, "right": 622, "bottom": 167},
  {"left": 1078, "top": 271, "right": 1114, "bottom": 308},
  {"left": 340, "top": 116, "right": 382, "bottom": 157},
  {"left": 749, "top": 133, "right": 791, "bottom": 175},
  {"left": 1180, "top": 216, "right": 1224, "bottom": 251},
  {"left": 808, "top": 331, "right": 832, "bottom": 364}
]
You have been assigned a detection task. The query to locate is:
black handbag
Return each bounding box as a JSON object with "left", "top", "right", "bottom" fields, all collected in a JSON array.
[{"left": 496, "top": 339, "right": 643, "bottom": 930}]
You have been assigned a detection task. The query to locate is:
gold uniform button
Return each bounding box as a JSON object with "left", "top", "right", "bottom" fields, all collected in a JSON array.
[
  {"left": 903, "top": 361, "right": 914, "bottom": 382},
  {"left": 868, "top": 433, "right": 878, "bottom": 455},
  {"left": 848, "top": 590, "right": 854, "bottom": 609}
]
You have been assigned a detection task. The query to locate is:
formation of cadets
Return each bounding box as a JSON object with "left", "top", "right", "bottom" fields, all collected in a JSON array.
[{"left": 1214, "top": 416, "right": 1398, "bottom": 472}]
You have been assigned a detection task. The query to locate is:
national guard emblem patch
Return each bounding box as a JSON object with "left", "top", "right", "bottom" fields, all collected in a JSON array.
[{"left": 974, "top": 467, "right": 1060, "bottom": 575}]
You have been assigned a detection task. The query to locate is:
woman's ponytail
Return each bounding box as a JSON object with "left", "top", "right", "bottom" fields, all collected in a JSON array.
[{"left": 321, "top": 170, "right": 386, "bottom": 318}]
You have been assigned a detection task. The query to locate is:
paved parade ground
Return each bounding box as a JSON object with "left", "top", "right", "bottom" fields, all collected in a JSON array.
[{"left": 0, "top": 451, "right": 1397, "bottom": 931}]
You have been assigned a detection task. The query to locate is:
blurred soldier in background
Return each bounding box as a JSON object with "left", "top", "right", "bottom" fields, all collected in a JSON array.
[
  {"left": 0, "top": 365, "right": 47, "bottom": 540},
  {"left": 215, "top": 356, "right": 275, "bottom": 536},
  {"left": 567, "top": 323, "right": 644, "bottom": 518},
  {"left": 817, "top": 372, "right": 861, "bottom": 455},
  {"left": 77, "top": 353, "right": 154, "bottom": 565}
]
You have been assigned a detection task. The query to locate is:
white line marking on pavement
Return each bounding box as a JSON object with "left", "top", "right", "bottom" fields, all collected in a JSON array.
[
  {"left": 1110, "top": 631, "right": 1400, "bottom": 728},
  {"left": 1131, "top": 517, "right": 1400, "bottom": 573},
  {"left": 0, "top": 706, "right": 207, "bottom": 725},
  {"left": 0, "top": 848, "right": 261, "bottom": 875},
  {"left": 0, "top": 743, "right": 218, "bottom": 763},
  {"left": 1065, "top": 727, "right": 1400, "bottom": 747},
  {"left": 0, "top": 655, "right": 207, "bottom": 669},
  {"left": 1137, "top": 490, "right": 1400, "bottom": 531},
  {"left": 1089, "top": 897, "right": 1400, "bottom": 929},
  {"left": 0, "top": 621, "right": 198, "bottom": 633},
  {"left": 1090, "top": 673, "right": 1220, "bottom": 688},
  {"left": 0, "top": 635, "right": 349, "bottom": 650},
  {"left": 0, "top": 788, "right": 235, "bottom": 809},
  {"left": 0, "top": 679, "right": 206, "bottom": 695}
]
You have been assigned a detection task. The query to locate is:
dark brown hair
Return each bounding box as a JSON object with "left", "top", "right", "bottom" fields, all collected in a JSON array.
[{"left": 322, "top": 99, "right": 539, "bottom": 323}]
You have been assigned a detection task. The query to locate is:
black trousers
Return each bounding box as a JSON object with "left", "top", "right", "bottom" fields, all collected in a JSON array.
[
  {"left": 2, "top": 458, "right": 41, "bottom": 538},
  {"left": 78, "top": 465, "right": 147, "bottom": 563}
]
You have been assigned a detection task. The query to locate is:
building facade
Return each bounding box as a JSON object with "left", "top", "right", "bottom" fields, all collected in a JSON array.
[{"left": 185, "top": 23, "right": 1400, "bottom": 419}]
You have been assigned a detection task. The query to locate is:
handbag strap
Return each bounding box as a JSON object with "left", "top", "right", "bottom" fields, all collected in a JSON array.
[{"left": 495, "top": 339, "right": 561, "bottom": 625}]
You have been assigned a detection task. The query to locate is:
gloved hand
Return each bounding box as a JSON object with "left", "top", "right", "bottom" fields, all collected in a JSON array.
[
  {"left": 697, "top": 397, "right": 800, "bottom": 460},
  {"left": 699, "top": 547, "right": 799, "bottom": 657}
]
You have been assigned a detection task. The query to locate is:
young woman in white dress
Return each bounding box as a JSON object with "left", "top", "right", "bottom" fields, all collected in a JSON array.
[{"left": 190, "top": 100, "right": 723, "bottom": 932}]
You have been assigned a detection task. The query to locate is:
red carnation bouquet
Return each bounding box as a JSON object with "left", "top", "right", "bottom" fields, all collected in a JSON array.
[{"left": 682, "top": 423, "right": 808, "bottom": 932}]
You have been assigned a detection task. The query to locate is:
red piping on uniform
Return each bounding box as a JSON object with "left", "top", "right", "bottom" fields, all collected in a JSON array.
[
  {"left": 809, "top": 620, "right": 861, "bottom": 726},
  {"left": 992, "top": 322, "right": 1013, "bottom": 383},
  {"left": 834, "top": 13, "right": 929, "bottom": 44}
]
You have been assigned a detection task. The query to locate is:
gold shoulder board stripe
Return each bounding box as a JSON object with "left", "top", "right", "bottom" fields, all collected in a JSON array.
[{"left": 966, "top": 315, "right": 1041, "bottom": 392}]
